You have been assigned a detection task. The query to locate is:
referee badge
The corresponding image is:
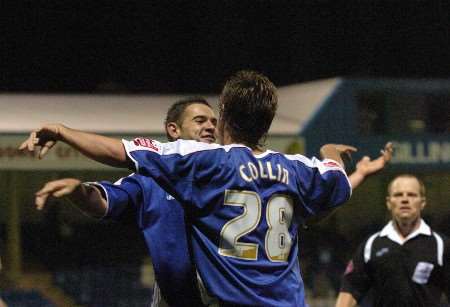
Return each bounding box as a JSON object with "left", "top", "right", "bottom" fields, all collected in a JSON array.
[{"left": 412, "top": 262, "right": 434, "bottom": 284}]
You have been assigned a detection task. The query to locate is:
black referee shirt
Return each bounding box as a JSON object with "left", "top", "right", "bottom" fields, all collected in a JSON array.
[{"left": 341, "top": 220, "right": 450, "bottom": 307}]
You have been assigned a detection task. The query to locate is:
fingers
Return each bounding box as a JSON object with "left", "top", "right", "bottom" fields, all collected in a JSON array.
[
  {"left": 35, "top": 180, "right": 68, "bottom": 209},
  {"left": 35, "top": 182, "right": 60, "bottom": 198},
  {"left": 18, "top": 128, "right": 58, "bottom": 159},
  {"left": 18, "top": 135, "right": 33, "bottom": 152},
  {"left": 29, "top": 132, "right": 38, "bottom": 151},
  {"left": 18, "top": 140, "right": 28, "bottom": 151},
  {"left": 39, "top": 141, "right": 56, "bottom": 159},
  {"left": 345, "top": 146, "right": 358, "bottom": 153},
  {"left": 382, "top": 142, "right": 393, "bottom": 153},
  {"left": 380, "top": 142, "right": 394, "bottom": 162},
  {"left": 18, "top": 131, "right": 38, "bottom": 152},
  {"left": 35, "top": 193, "right": 50, "bottom": 210},
  {"left": 341, "top": 146, "right": 357, "bottom": 164},
  {"left": 335, "top": 144, "right": 358, "bottom": 153},
  {"left": 35, "top": 182, "right": 55, "bottom": 210},
  {"left": 18, "top": 137, "right": 30, "bottom": 150}
]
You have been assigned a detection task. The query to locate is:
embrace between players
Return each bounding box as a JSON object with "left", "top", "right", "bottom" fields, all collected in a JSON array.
[{"left": 21, "top": 71, "right": 396, "bottom": 307}]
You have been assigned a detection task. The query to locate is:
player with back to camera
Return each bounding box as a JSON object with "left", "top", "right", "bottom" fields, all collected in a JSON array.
[
  {"left": 335, "top": 174, "right": 450, "bottom": 307},
  {"left": 22, "top": 70, "right": 392, "bottom": 306}
]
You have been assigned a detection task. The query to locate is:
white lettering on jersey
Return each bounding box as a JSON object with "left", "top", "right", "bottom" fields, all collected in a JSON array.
[
  {"left": 412, "top": 262, "right": 434, "bottom": 284},
  {"left": 239, "top": 162, "right": 289, "bottom": 184}
]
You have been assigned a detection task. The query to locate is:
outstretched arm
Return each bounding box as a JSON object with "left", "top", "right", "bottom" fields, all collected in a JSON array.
[
  {"left": 335, "top": 292, "right": 357, "bottom": 307},
  {"left": 348, "top": 142, "right": 393, "bottom": 189},
  {"left": 35, "top": 178, "right": 107, "bottom": 218},
  {"left": 320, "top": 144, "right": 357, "bottom": 168},
  {"left": 19, "top": 123, "right": 129, "bottom": 168}
]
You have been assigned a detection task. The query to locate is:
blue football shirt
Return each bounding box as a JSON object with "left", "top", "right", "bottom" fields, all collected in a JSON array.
[
  {"left": 93, "top": 174, "right": 204, "bottom": 307},
  {"left": 123, "top": 138, "right": 352, "bottom": 307}
]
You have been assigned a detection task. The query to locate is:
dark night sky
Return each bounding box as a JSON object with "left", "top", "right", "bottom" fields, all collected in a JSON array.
[{"left": 2, "top": 0, "right": 450, "bottom": 93}]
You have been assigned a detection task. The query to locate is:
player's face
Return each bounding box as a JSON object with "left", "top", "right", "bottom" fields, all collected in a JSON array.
[
  {"left": 178, "top": 103, "right": 217, "bottom": 143},
  {"left": 386, "top": 177, "right": 425, "bottom": 224}
]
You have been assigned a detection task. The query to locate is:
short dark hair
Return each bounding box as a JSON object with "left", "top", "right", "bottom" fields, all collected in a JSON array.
[
  {"left": 219, "top": 70, "right": 278, "bottom": 149},
  {"left": 164, "top": 97, "right": 211, "bottom": 141},
  {"left": 387, "top": 174, "right": 426, "bottom": 197}
]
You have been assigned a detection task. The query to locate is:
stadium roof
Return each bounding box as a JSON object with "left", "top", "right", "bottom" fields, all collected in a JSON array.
[{"left": 1, "top": 78, "right": 339, "bottom": 135}]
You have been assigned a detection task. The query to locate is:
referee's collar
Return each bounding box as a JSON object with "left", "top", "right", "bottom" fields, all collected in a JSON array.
[{"left": 380, "top": 219, "right": 431, "bottom": 245}]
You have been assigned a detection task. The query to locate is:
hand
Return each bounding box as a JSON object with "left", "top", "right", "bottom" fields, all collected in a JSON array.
[
  {"left": 335, "top": 144, "right": 358, "bottom": 156},
  {"left": 35, "top": 178, "right": 82, "bottom": 210},
  {"left": 320, "top": 144, "right": 357, "bottom": 169},
  {"left": 335, "top": 144, "right": 358, "bottom": 165},
  {"left": 355, "top": 142, "right": 393, "bottom": 177},
  {"left": 18, "top": 124, "right": 64, "bottom": 159},
  {"left": 320, "top": 144, "right": 357, "bottom": 159}
]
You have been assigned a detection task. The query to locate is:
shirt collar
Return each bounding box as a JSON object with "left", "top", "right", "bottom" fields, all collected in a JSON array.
[{"left": 379, "top": 219, "right": 431, "bottom": 245}]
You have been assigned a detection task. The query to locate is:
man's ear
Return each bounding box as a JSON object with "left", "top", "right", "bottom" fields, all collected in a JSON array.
[
  {"left": 386, "top": 196, "right": 392, "bottom": 211},
  {"left": 166, "top": 122, "right": 181, "bottom": 140},
  {"left": 420, "top": 197, "right": 427, "bottom": 211}
]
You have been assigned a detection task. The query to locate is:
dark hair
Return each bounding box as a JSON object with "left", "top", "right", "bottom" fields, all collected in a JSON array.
[
  {"left": 219, "top": 70, "right": 278, "bottom": 149},
  {"left": 164, "top": 97, "right": 211, "bottom": 141},
  {"left": 387, "top": 174, "right": 426, "bottom": 197}
]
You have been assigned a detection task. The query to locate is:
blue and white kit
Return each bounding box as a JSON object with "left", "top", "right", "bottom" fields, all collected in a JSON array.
[
  {"left": 123, "top": 138, "right": 352, "bottom": 307},
  {"left": 93, "top": 174, "right": 203, "bottom": 307}
]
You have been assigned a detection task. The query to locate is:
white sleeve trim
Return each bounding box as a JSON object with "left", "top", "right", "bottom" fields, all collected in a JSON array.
[
  {"left": 123, "top": 138, "right": 245, "bottom": 156},
  {"left": 284, "top": 155, "right": 347, "bottom": 175},
  {"left": 364, "top": 232, "right": 380, "bottom": 263},
  {"left": 122, "top": 138, "right": 247, "bottom": 173},
  {"left": 122, "top": 139, "right": 140, "bottom": 172},
  {"left": 285, "top": 154, "right": 352, "bottom": 196},
  {"left": 432, "top": 232, "right": 444, "bottom": 266}
]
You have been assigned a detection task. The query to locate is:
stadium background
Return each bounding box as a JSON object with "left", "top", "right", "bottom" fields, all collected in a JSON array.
[{"left": 1, "top": 1, "right": 450, "bottom": 306}]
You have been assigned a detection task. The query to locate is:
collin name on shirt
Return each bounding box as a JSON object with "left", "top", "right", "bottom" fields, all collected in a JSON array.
[{"left": 239, "top": 161, "right": 289, "bottom": 184}]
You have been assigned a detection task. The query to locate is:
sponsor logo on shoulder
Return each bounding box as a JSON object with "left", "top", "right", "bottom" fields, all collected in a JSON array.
[
  {"left": 323, "top": 161, "right": 340, "bottom": 168},
  {"left": 133, "top": 138, "right": 159, "bottom": 152}
]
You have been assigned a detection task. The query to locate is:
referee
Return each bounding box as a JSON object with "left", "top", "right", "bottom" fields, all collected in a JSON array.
[{"left": 336, "top": 174, "right": 450, "bottom": 307}]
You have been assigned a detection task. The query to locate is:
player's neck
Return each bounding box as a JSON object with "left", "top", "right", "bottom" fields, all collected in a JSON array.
[
  {"left": 393, "top": 217, "right": 421, "bottom": 239},
  {"left": 252, "top": 146, "right": 265, "bottom": 155},
  {"left": 222, "top": 129, "right": 265, "bottom": 154},
  {"left": 221, "top": 130, "right": 233, "bottom": 146}
]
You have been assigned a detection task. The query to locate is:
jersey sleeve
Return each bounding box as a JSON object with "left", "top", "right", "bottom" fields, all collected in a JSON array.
[
  {"left": 340, "top": 241, "right": 371, "bottom": 302},
  {"left": 122, "top": 138, "right": 222, "bottom": 207},
  {"left": 293, "top": 156, "right": 352, "bottom": 215},
  {"left": 89, "top": 174, "right": 144, "bottom": 221}
]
